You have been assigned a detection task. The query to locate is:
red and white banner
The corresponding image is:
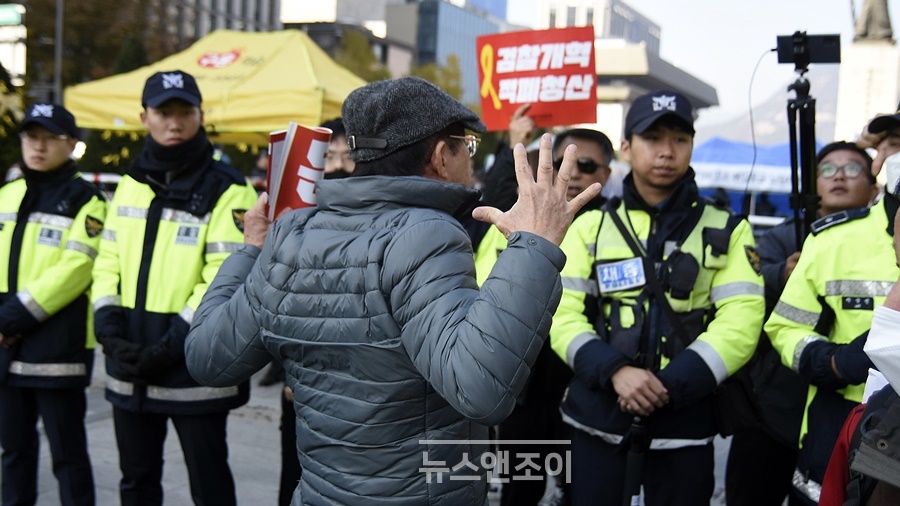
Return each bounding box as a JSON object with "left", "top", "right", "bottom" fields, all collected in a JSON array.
[
  {"left": 266, "top": 123, "right": 332, "bottom": 220},
  {"left": 476, "top": 26, "right": 597, "bottom": 131}
]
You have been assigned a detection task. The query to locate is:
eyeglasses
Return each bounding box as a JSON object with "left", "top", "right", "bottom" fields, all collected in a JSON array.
[
  {"left": 552, "top": 157, "right": 608, "bottom": 175},
  {"left": 20, "top": 132, "right": 71, "bottom": 145},
  {"left": 817, "top": 162, "right": 866, "bottom": 179},
  {"left": 449, "top": 134, "right": 480, "bottom": 158},
  {"left": 325, "top": 151, "right": 352, "bottom": 163}
]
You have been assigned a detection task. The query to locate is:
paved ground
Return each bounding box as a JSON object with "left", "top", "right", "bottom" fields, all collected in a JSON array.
[
  {"left": 12, "top": 350, "right": 733, "bottom": 505},
  {"left": 29, "top": 359, "right": 285, "bottom": 505}
]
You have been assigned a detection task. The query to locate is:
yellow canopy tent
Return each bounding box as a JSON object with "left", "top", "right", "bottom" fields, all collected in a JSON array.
[{"left": 64, "top": 29, "right": 366, "bottom": 146}]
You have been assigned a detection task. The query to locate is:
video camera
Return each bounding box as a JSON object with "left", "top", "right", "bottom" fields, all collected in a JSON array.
[{"left": 776, "top": 32, "right": 841, "bottom": 71}]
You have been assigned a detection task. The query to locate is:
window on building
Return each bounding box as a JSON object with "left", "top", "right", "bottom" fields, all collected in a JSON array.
[
  {"left": 549, "top": 7, "right": 556, "bottom": 27},
  {"left": 587, "top": 7, "right": 594, "bottom": 25},
  {"left": 567, "top": 6, "right": 576, "bottom": 26}
]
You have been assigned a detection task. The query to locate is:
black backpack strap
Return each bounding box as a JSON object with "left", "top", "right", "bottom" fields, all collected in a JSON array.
[{"left": 605, "top": 201, "right": 693, "bottom": 350}]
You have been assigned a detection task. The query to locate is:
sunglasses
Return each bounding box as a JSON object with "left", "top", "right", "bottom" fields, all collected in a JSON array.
[
  {"left": 817, "top": 162, "right": 866, "bottom": 179},
  {"left": 552, "top": 157, "right": 607, "bottom": 175},
  {"left": 448, "top": 134, "right": 480, "bottom": 158}
]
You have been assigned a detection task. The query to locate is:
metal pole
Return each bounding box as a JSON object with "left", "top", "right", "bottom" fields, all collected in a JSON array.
[{"left": 53, "top": 0, "right": 63, "bottom": 102}]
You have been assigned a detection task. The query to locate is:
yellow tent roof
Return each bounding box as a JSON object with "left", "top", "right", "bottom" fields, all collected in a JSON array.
[{"left": 64, "top": 29, "right": 366, "bottom": 146}]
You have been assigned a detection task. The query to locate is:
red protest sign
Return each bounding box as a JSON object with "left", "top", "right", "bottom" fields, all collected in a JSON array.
[
  {"left": 266, "top": 123, "right": 332, "bottom": 220},
  {"left": 476, "top": 26, "right": 597, "bottom": 131}
]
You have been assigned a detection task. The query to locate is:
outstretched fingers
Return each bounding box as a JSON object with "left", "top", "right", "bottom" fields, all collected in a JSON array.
[{"left": 533, "top": 133, "right": 556, "bottom": 188}]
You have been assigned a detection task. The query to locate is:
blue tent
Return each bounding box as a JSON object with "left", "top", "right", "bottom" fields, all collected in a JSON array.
[{"left": 692, "top": 137, "right": 823, "bottom": 216}]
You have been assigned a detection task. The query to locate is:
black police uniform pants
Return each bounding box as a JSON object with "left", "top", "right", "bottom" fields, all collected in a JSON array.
[
  {"left": 279, "top": 390, "right": 301, "bottom": 506},
  {"left": 112, "top": 407, "right": 236, "bottom": 506},
  {"left": 725, "top": 428, "right": 797, "bottom": 506},
  {"left": 570, "top": 428, "right": 713, "bottom": 506},
  {"left": 498, "top": 397, "right": 571, "bottom": 505},
  {"left": 0, "top": 385, "right": 95, "bottom": 506}
]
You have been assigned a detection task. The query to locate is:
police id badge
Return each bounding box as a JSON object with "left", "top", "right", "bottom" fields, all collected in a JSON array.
[{"left": 596, "top": 257, "right": 646, "bottom": 294}]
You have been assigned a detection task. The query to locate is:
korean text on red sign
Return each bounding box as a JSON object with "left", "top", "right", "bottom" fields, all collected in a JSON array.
[{"left": 476, "top": 26, "right": 597, "bottom": 131}]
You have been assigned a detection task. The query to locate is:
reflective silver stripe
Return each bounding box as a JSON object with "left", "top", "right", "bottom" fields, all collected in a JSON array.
[
  {"left": 566, "top": 332, "right": 601, "bottom": 368},
  {"left": 106, "top": 377, "right": 135, "bottom": 396},
  {"left": 17, "top": 290, "right": 49, "bottom": 322},
  {"left": 205, "top": 242, "right": 242, "bottom": 254},
  {"left": 147, "top": 385, "right": 239, "bottom": 402},
  {"left": 0, "top": 212, "right": 16, "bottom": 221},
  {"left": 825, "top": 280, "right": 894, "bottom": 297},
  {"left": 118, "top": 206, "right": 148, "bottom": 219},
  {"left": 179, "top": 306, "right": 194, "bottom": 325},
  {"left": 792, "top": 335, "right": 825, "bottom": 373},
  {"left": 9, "top": 360, "right": 86, "bottom": 377},
  {"left": 93, "top": 295, "right": 122, "bottom": 312},
  {"left": 107, "top": 378, "right": 238, "bottom": 401},
  {"left": 792, "top": 469, "right": 821, "bottom": 502},
  {"left": 688, "top": 339, "right": 729, "bottom": 384},
  {"left": 562, "top": 412, "right": 714, "bottom": 449},
  {"left": 773, "top": 300, "right": 820, "bottom": 327},
  {"left": 28, "top": 212, "right": 73, "bottom": 228},
  {"left": 586, "top": 242, "right": 596, "bottom": 257},
  {"left": 161, "top": 208, "right": 210, "bottom": 224},
  {"left": 65, "top": 240, "right": 98, "bottom": 259},
  {"left": 562, "top": 276, "right": 598, "bottom": 297},
  {"left": 102, "top": 229, "right": 116, "bottom": 242},
  {"left": 709, "top": 282, "right": 765, "bottom": 303}
]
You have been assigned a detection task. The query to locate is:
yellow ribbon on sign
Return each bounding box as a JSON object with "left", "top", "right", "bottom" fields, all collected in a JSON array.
[{"left": 480, "top": 44, "right": 502, "bottom": 110}]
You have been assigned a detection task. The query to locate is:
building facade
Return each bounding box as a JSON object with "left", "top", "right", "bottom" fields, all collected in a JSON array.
[
  {"left": 538, "top": 0, "right": 659, "bottom": 54},
  {"left": 154, "top": 0, "right": 283, "bottom": 50},
  {"left": 414, "top": 0, "right": 499, "bottom": 104}
]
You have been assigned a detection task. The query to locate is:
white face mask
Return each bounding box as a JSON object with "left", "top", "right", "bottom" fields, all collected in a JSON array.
[{"left": 883, "top": 151, "right": 900, "bottom": 195}]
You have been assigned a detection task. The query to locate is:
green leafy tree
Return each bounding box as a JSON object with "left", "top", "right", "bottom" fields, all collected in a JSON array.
[
  {"left": 0, "top": 62, "right": 24, "bottom": 179},
  {"left": 410, "top": 53, "right": 463, "bottom": 100},
  {"left": 23, "top": 0, "right": 151, "bottom": 93},
  {"left": 335, "top": 29, "right": 391, "bottom": 83},
  {"left": 79, "top": 36, "right": 149, "bottom": 173}
]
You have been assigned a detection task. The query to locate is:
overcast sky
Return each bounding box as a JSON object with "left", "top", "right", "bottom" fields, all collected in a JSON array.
[{"left": 507, "top": 0, "right": 900, "bottom": 130}]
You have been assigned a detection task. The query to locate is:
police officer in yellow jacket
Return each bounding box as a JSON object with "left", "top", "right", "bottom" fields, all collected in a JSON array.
[
  {"left": 91, "top": 71, "right": 258, "bottom": 506},
  {"left": 0, "top": 103, "right": 106, "bottom": 506},
  {"left": 475, "top": 127, "right": 613, "bottom": 506},
  {"left": 551, "top": 90, "right": 765, "bottom": 505},
  {"left": 765, "top": 120, "right": 900, "bottom": 505}
]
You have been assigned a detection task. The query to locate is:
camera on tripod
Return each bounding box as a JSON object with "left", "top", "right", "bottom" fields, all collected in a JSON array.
[
  {"left": 776, "top": 32, "right": 841, "bottom": 71},
  {"left": 774, "top": 31, "right": 841, "bottom": 244}
]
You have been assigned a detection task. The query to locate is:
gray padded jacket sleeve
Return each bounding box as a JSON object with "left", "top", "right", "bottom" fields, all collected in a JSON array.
[{"left": 185, "top": 242, "right": 271, "bottom": 386}]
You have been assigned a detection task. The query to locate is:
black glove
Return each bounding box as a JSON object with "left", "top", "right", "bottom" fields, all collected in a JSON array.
[
  {"left": 832, "top": 331, "right": 874, "bottom": 385},
  {"left": 136, "top": 342, "right": 178, "bottom": 375},
  {"left": 97, "top": 335, "right": 141, "bottom": 364}
]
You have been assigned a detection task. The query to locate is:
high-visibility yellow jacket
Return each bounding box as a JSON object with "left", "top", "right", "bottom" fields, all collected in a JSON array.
[
  {"left": 551, "top": 174, "right": 764, "bottom": 447},
  {"left": 0, "top": 162, "right": 107, "bottom": 388},
  {"left": 92, "top": 157, "right": 257, "bottom": 414},
  {"left": 765, "top": 197, "right": 898, "bottom": 486}
]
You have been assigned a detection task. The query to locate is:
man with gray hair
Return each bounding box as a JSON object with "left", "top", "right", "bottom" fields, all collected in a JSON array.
[{"left": 184, "top": 76, "right": 600, "bottom": 504}]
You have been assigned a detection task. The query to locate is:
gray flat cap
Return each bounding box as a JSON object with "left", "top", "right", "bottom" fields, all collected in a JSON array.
[{"left": 342, "top": 76, "right": 486, "bottom": 163}]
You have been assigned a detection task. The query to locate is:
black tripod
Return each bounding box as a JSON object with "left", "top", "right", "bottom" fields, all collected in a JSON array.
[{"left": 784, "top": 33, "right": 823, "bottom": 246}]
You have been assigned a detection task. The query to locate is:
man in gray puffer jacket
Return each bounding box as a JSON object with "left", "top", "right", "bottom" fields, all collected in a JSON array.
[{"left": 184, "top": 76, "right": 601, "bottom": 505}]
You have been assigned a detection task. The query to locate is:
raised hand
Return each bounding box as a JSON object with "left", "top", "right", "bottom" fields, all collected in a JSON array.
[
  {"left": 508, "top": 103, "right": 536, "bottom": 148},
  {"left": 472, "top": 133, "right": 602, "bottom": 245}
]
